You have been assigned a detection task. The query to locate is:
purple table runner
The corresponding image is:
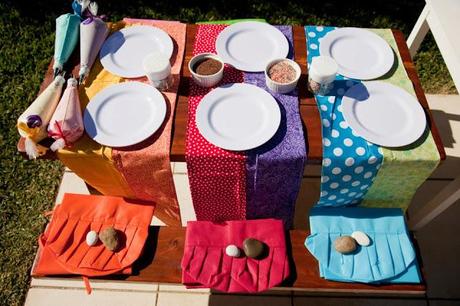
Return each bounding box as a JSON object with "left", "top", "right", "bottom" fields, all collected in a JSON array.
[{"left": 244, "top": 26, "right": 306, "bottom": 228}]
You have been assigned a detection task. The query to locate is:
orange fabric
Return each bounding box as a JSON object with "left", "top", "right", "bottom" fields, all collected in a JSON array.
[
  {"left": 57, "top": 134, "right": 135, "bottom": 198},
  {"left": 34, "top": 193, "right": 154, "bottom": 276},
  {"left": 83, "top": 276, "right": 92, "bottom": 294},
  {"left": 57, "top": 26, "right": 136, "bottom": 199},
  {"left": 111, "top": 19, "right": 186, "bottom": 226},
  {"left": 57, "top": 19, "right": 187, "bottom": 226}
]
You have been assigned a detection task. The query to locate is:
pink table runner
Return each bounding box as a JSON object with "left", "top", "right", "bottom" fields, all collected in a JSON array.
[
  {"left": 112, "top": 18, "right": 186, "bottom": 225},
  {"left": 185, "top": 25, "right": 247, "bottom": 221}
]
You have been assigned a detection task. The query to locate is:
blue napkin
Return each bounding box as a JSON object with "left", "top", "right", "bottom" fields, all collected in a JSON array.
[
  {"left": 305, "top": 26, "right": 384, "bottom": 207},
  {"left": 305, "top": 207, "right": 422, "bottom": 283}
]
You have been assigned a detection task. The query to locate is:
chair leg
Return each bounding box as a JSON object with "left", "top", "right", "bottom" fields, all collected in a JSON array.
[
  {"left": 409, "top": 176, "right": 460, "bottom": 230},
  {"left": 407, "top": 4, "right": 431, "bottom": 59}
]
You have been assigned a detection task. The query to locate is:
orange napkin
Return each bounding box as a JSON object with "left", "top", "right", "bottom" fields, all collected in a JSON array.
[{"left": 35, "top": 193, "right": 154, "bottom": 277}]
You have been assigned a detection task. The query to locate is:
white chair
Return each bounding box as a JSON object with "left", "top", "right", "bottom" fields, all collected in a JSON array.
[
  {"left": 407, "top": 0, "right": 460, "bottom": 90},
  {"left": 407, "top": 0, "right": 460, "bottom": 230}
]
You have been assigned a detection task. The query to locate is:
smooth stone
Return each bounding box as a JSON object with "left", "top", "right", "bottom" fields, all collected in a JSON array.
[
  {"left": 334, "top": 236, "right": 357, "bottom": 254},
  {"left": 99, "top": 227, "right": 119, "bottom": 251},
  {"left": 85, "top": 230, "right": 98, "bottom": 246},
  {"left": 351, "top": 231, "right": 370, "bottom": 246},
  {"left": 243, "top": 238, "right": 265, "bottom": 259},
  {"left": 225, "top": 244, "right": 241, "bottom": 257}
]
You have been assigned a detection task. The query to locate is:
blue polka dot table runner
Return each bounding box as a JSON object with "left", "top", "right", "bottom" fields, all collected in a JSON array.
[
  {"left": 305, "top": 26, "right": 440, "bottom": 210},
  {"left": 306, "top": 26, "right": 383, "bottom": 207}
]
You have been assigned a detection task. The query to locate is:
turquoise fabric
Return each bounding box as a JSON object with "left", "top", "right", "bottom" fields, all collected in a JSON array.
[
  {"left": 54, "top": 13, "right": 81, "bottom": 70},
  {"left": 305, "top": 207, "right": 421, "bottom": 283},
  {"left": 305, "top": 26, "right": 384, "bottom": 207}
]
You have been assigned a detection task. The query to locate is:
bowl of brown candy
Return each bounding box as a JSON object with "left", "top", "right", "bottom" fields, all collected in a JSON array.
[
  {"left": 265, "top": 58, "right": 301, "bottom": 94},
  {"left": 189, "top": 53, "right": 224, "bottom": 87}
]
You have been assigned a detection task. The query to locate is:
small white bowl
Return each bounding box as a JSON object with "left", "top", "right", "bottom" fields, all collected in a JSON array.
[
  {"left": 265, "top": 58, "right": 301, "bottom": 94},
  {"left": 188, "top": 53, "right": 224, "bottom": 87}
]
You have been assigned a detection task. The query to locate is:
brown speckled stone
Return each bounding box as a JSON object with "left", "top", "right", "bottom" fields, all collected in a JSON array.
[
  {"left": 99, "top": 227, "right": 119, "bottom": 252},
  {"left": 334, "top": 236, "right": 357, "bottom": 254},
  {"left": 243, "top": 238, "right": 265, "bottom": 259}
]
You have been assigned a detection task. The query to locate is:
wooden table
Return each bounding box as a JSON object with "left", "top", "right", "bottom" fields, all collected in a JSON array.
[
  {"left": 29, "top": 24, "right": 437, "bottom": 295},
  {"left": 32, "top": 226, "right": 426, "bottom": 296},
  {"left": 171, "top": 25, "right": 446, "bottom": 163},
  {"left": 20, "top": 25, "right": 446, "bottom": 164}
]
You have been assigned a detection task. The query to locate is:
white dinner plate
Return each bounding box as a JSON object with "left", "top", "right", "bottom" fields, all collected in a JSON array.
[
  {"left": 196, "top": 83, "right": 281, "bottom": 151},
  {"left": 216, "top": 22, "right": 289, "bottom": 72},
  {"left": 84, "top": 82, "right": 166, "bottom": 147},
  {"left": 319, "top": 28, "right": 394, "bottom": 80},
  {"left": 342, "top": 81, "right": 426, "bottom": 147},
  {"left": 100, "top": 25, "right": 173, "bottom": 78}
]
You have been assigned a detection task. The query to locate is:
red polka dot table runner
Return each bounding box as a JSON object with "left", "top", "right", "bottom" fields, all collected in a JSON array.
[
  {"left": 186, "top": 25, "right": 247, "bottom": 222},
  {"left": 186, "top": 24, "right": 306, "bottom": 226}
]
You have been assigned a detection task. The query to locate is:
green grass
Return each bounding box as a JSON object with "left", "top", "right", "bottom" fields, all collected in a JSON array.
[{"left": 0, "top": 1, "right": 457, "bottom": 305}]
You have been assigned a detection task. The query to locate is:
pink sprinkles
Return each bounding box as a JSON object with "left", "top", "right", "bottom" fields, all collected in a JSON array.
[{"left": 268, "top": 61, "right": 296, "bottom": 83}]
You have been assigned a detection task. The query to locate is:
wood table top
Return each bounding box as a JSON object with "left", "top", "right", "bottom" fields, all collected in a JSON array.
[
  {"left": 20, "top": 25, "right": 445, "bottom": 165},
  {"left": 32, "top": 226, "right": 426, "bottom": 295},
  {"left": 170, "top": 25, "right": 445, "bottom": 163}
]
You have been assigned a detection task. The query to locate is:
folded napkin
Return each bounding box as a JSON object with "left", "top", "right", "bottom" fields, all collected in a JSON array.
[
  {"left": 305, "top": 207, "right": 421, "bottom": 283},
  {"left": 182, "top": 219, "right": 290, "bottom": 293},
  {"left": 186, "top": 24, "right": 247, "bottom": 222},
  {"left": 48, "top": 78, "right": 84, "bottom": 151},
  {"left": 17, "top": 75, "right": 65, "bottom": 159},
  {"left": 35, "top": 193, "right": 154, "bottom": 277},
  {"left": 306, "top": 26, "right": 440, "bottom": 209}
]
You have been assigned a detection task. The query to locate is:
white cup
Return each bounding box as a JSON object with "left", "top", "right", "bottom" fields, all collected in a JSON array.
[{"left": 143, "top": 52, "right": 172, "bottom": 90}]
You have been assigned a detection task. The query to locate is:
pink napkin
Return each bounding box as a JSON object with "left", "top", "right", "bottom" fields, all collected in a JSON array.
[
  {"left": 181, "top": 219, "right": 290, "bottom": 293},
  {"left": 48, "top": 78, "right": 84, "bottom": 151}
]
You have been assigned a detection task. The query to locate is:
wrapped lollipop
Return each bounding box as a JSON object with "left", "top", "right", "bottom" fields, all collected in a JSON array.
[
  {"left": 17, "top": 76, "right": 65, "bottom": 159},
  {"left": 53, "top": 13, "right": 81, "bottom": 76},
  {"left": 79, "top": 11, "right": 109, "bottom": 83},
  {"left": 48, "top": 78, "right": 84, "bottom": 151}
]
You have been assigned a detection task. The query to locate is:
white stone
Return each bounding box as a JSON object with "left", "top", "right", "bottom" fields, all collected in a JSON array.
[
  {"left": 86, "top": 231, "right": 98, "bottom": 246},
  {"left": 225, "top": 244, "right": 241, "bottom": 257},
  {"left": 351, "top": 231, "right": 371, "bottom": 246}
]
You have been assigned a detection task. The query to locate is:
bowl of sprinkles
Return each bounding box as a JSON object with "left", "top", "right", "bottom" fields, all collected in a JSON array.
[
  {"left": 189, "top": 53, "right": 224, "bottom": 88},
  {"left": 265, "top": 58, "right": 301, "bottom": 94}
]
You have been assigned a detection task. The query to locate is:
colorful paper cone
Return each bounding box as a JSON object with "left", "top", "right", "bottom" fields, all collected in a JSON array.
[
  {"left": 48, "top": 78, "right": 84, "bottom": 151},
  {"left": 53, "top": 13, "right": 81, "bottom": 75},
  {"left": 18, "top": 76, "right": 65, "bottom": 159},
  {"left": 79, "top": 16, "right": 109, "bottom": 82}
]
